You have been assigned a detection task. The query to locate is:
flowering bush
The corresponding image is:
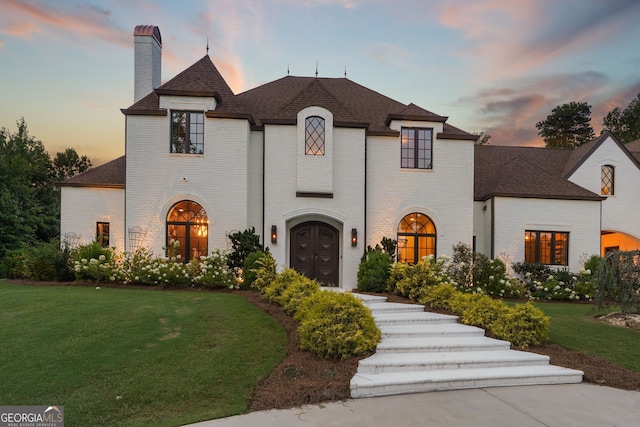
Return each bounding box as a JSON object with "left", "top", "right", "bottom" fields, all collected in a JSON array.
[
  {"left": 513, "top": 261, "right": 595, "bottom": 301},
  {"left": 71, "top": 243, "right": 236, "bottom": 288},
  {"left": 192, "top": 249, "right": 235, "bottom": 289}
]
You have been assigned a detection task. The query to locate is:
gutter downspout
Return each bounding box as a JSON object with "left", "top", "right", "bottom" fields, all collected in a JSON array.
[{"left": 261, "top": 129, "right": 266, "bottom": 249}]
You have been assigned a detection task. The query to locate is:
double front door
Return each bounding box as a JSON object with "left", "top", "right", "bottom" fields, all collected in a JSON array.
[{"left": 290, "top": 221, "right": 339, "bottom": 286}]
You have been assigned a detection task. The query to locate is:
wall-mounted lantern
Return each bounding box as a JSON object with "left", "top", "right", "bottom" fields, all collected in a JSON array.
[
  {"left": 351, "top": 228, "right": 357, "bottom": 247},
  {"left": 271, "top": 225, "right": 277, "bottom": 244}
]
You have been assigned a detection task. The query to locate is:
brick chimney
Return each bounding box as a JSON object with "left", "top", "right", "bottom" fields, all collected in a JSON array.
[{"left": 133, "top": 25, "right": 162, "bottom": 103}]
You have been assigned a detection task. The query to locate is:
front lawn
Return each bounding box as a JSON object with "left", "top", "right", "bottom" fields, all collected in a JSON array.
[
  {"left": 0, "top": 282, "right": 287, "bottom": 427},
  {"left": 533, "top": 302, "right": 640, "bottom": 372}
]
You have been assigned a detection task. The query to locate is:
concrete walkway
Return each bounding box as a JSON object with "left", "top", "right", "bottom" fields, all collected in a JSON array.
[{"left": 185, "top": 383, "right": 640, "bottom": 427}]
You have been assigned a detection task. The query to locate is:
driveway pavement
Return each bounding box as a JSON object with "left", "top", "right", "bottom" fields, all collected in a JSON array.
[{"left": 184, "top": 383, "right": 640, "bottom": 427}]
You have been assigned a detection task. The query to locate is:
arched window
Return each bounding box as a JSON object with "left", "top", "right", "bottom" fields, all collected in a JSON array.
[
  {"left": 397, "top": 212, "right": 436, "bottom": 264},
  {"left": 166, "top": 200, "right": 208, "bottom": 262},
  {"left": 305, "top": 116, "right": 325, "bottom": 155},
  {"left": 601, "top": 165, "right": 614, "bottom": 195}
]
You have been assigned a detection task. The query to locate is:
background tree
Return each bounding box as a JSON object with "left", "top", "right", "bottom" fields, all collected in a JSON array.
[
  {"left": 474, "top": 132, "right": 491, "bottom": 145},
  {"left": 536, "top": 101, "right": 595, "bottom": 149},
  {"left": 52, "top": 147, "right": 92, "bottom": 182},
  {"left": 601, "top": 92, "right": 640, "bottom": 143},
  {"left": 0, "top": 118, "right": 91, "bottom": 258}
]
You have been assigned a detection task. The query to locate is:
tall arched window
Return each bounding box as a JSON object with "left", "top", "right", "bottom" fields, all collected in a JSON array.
[
  {"left": 166, "top": 200, "right": 208, "bottom": 262},
  {"left": 397, "top": 212, "right": 436, "bottom": 264}
]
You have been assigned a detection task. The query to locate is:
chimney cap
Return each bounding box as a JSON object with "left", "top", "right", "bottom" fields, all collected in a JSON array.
[{"left": 134, "top": 25, "right": 161, "bottom": 46}]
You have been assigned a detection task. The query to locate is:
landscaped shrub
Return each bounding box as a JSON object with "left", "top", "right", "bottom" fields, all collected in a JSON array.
[
  {"left": 191, "top": 249, "right": 235, "bottom": 289},
  {"left": 357, "top": 247, "right": 393, "bottom": 292},
  {"left": 227, "top": 228, "right": 262, "bottom": 270},
  {"left": 512, "top": 260, "right": 595, "bottom": 301},
  {"left": 490, "top": 302, "right": 550, "bottom": 348},
  {"left": 294, "top": 290, "right": 380, "bottom": 359},
  {"left": 279, "top": 274, "right": 321, "bottom": 316},
  {"left": 0, "top": 249, "right": 28, "bottom": 279},
  {"left": 251, "top": 251, "right": 277, "bottom": 292},
  {"left": 418, "top": 283, "right": 457, "bottom": 310},
  {"left": 449, "top": 292, "right": 508, "bottom": 328},
  {"left": 242, "top": 251, "right": 267, "bottom": 289},
  {"left": 261, "top": 268, "right": 300, "bottom": 303},
  {"left": 596, "top": 250, "right": 640, "bottom": 314},
  {"left": 388, "top": 255, "right": 452, "bottom": 300},
  {"left": 11, "top": 240, "right": 75, "bottom": 282}
]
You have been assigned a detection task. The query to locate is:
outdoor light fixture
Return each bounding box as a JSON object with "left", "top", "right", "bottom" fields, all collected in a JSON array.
[
  {"left": 271, "top": 225, "right": 277, "bottom": 244},
  {"left": 351, "top": 228, "right": 357, "bottom": 247}
]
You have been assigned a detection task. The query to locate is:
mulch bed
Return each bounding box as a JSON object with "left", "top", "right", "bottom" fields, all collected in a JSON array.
[
  {"left": 4, "top": 281, "right": 640, "bottom": 410},
  {"left": 243, "top": 291, "right": 640, "bottom": 411}
]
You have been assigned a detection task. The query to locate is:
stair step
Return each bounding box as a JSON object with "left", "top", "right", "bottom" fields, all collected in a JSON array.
[
  {"left": 350, "top": 365, "right": 584, "bottom": 398},
  {"left": 373, "top": 311, "right": 458, "bottom": 325},
  {"left": 353, "top": 293, "right": 388, "bottom": 303},
  {"left": 365, "top": 302, "right": 425, "bottom": 314},
  {"left": 379, "top": 323, "right": 485, "bottom": 338},
  {"left": 376, "top": 336, "right": 511, "bottom": 353},
  {"left": 357, "top": 350, "right": 550, "bottom": 373}
]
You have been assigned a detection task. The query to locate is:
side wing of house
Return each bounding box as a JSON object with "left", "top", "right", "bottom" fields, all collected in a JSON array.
[
  {"left": 566, "top": 133, "right": 640, "bottom": 254},
  {"left": 60, "top": 186, "right": 125, "bottom": 250},
  {"left": 474, "top": 145, "right": 602, "bottom": 272}
]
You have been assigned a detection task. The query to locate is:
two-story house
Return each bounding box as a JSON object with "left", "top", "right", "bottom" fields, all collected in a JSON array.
[
  {"left": 60, "top": 26, "right": 477, "bottom": 288},
  {"left": 60, "top": 25, "right": 640, "bottom": 288}
]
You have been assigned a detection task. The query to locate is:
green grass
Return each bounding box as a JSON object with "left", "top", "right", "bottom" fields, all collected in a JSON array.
[
  {"left": 533, "top": 302, "right": 640, "bottom": 372},
  {"left": 0, "top": 282, "right": 287, "bottom": 427}
]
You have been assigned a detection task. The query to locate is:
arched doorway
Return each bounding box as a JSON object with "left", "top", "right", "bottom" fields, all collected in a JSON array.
[
  {"left": 166, "top": 200, "right": 208, "bottom": 262},
  {"left": 397, "top": 212, "right": 436, "bottom": 264},
  {"left": 290, "top": 221, "right": 339, "bottom": 286}
]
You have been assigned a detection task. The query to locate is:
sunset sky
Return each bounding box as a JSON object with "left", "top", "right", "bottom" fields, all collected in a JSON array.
[{"left": 1, "top": 0, "right": 639, "bottom": 165}]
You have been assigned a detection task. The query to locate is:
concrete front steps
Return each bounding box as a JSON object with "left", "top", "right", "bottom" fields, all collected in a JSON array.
[{"left": 350, "top": 294, "right": 583, "bottom": 398}]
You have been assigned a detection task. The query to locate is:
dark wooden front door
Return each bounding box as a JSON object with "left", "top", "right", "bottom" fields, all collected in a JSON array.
[{"left": 290, "top": 221, "right": 339, "bottom": 286}]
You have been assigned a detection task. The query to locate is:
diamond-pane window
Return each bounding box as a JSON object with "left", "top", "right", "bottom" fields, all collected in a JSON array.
[
  {"left": 305, "top": 116, "right": 325, "bottom": 155},
  {"left": 601, "top": 165, "right": 614, "bottom": 195}
]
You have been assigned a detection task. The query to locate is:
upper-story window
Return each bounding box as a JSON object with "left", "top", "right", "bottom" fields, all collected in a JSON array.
[
  {"left": 401, "top": 127, "right": 432, "bottom": 169},
  {"left": 305, "top": 116, "right": 325, "bottom": 155},
  {"left": 601, "top": 165, "right": 614, "bottom": 195},
  {"left": 171, "top": 111, "right": 204, "bottom": 154}
]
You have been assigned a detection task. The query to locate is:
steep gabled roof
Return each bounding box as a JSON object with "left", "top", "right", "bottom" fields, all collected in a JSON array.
[
  {"left": 122, "top": 55, "right": 243, "bottom": 115},
  {"left": 58, "top": 156, "right": 125, "bottom": 189}
]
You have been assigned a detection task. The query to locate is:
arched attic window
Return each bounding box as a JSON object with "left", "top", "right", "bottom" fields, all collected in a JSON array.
[
  {"left": 305, "top": 116, "right": 325, "bottom": 155},
  {"left": 601, "top": 165, "right": 614, "bottom": 195}
]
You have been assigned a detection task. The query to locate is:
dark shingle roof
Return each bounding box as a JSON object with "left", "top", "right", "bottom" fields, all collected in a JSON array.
[
  {"left": 474, "top": 145, "right": 602, "bottom": 201},
  {"left": 58, "top": 156, "right": 125, "bottom": 189},
  {"left": 122, "top": 55, "right": 476, "bottom": 139}
]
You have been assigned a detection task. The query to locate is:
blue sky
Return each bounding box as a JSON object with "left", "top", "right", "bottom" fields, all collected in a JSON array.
[{"left": 1, "top": 0, "right": 639, "bottom": 165}]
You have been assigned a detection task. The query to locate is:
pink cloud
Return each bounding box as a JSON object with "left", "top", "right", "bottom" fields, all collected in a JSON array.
[{"left": 0, "top": 0, "right": 129, "bottom": 49}]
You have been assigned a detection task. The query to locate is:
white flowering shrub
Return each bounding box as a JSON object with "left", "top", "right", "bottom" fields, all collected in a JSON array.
[
  {"left": 72, "top": 243, "right": 116, "bottom": 282},
  {"left": 192, "top": 249, "right": 235, "bottom": 289},
  {"left": 513, "top": 261, "right": 596, "bottom": 301}
]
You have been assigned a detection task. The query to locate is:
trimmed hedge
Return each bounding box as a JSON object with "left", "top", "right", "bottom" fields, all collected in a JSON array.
[
  {"left": 256, "top": 264, "right": 380, "bottom": 359},
  {"left": 294, "top": 290, "right": 380, "bottom": 359},
  {"left": 420, "top": 283, "right": 549, "bottom": 348}
]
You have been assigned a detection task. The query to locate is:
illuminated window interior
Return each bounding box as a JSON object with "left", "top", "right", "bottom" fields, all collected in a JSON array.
[
  {"left": 166, "top": 200, "right": 208, "bottom": 262},
  {"left": 397, "top": 212, "right": 436, "bottom": 264}
]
